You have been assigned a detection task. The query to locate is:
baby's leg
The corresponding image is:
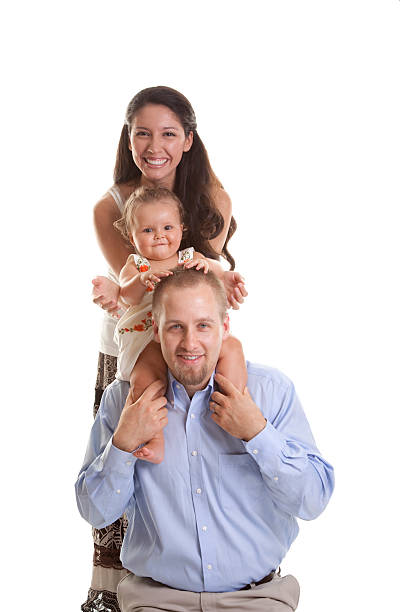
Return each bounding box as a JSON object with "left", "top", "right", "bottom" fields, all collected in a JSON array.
[
  {"left": 131, "top": 341, "right": 168, "bottom": 401},
  {"left": 130, "top": 341, "right": 167, "bottom": 464},
  {"left": 217, "top": 335, "right": 247, "bottom": 392}
]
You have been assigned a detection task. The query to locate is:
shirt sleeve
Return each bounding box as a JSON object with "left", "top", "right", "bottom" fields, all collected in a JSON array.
[
  {"left": 243, "top": 376, "right": 334, "bottom": 520},
  {"left": 75, "top": 381, "right": 138, "bottom": 529}
]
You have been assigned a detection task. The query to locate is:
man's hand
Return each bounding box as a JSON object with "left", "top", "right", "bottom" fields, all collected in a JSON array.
[
  {"left": 113, "top": 380, "right": 168, "bottom": 453},
  {"left": 210, "top": 373, "right": 266, "bottom": 442}
]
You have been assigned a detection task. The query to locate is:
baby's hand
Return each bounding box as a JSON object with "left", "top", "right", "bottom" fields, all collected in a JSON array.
[
  {"left": 222, "top": 271, "right": 248, "bottom": 310},
  {"left": 139, "top": 269, "right": 173, "bottom": 291},
  {"left": 183, "top": 257, "right": 209, "bottom": 273}
]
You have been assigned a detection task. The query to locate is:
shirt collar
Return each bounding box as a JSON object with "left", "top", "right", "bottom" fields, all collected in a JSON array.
[{"left": 167, "top": 370, "right": 215, "bottom": 410}]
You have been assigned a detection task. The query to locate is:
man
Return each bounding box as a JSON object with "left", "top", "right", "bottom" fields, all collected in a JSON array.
[{"left": 76, "top": 269, "right": 334, "bottom": 612}]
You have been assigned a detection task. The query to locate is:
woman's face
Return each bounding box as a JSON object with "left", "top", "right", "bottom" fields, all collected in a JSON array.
[{"left": 129, "top": 104, "right": 193, "bottom": 190}]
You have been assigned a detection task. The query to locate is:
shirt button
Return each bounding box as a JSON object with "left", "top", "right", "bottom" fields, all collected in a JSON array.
[
  {"left": 273, "top": 476, "right": 279, "bottom": 481},
  {"left": 252, "top": 449, "right": 259, "bottom": 455},
  {"left": 202, "top": 525, "right": 207, "bottom": 531},
  {"left": 170, "top": 399, "right": 174, "bottom": 406},
  {"left": 196, "top": 488, "right": 202, "bottom": 494},
  {"left": 207, "top": 564, "right": 213, "bottom": 570},
  {"left": 191, "top": 450, "right": 198, "bottom": 456},
  {"left": 190, "top": 414, "right": 196, "bottom": 419},
  {"left": 116, "top": 489, "right": 121, "bottom": 494},
  {"left": 126, "top": 461, "right": 132, "bottom": 466}
]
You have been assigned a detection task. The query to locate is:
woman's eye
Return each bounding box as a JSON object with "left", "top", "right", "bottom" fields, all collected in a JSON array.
[
  {"left": 135, "top": 131, "right": 149, "bottom": 137},
  {"left": 164, "top": 131, "right": 176, "bottom": 137}
]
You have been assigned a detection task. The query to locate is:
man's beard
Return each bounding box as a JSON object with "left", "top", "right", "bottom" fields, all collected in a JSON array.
[{"left": 171, "top": 360, "right": 209, "bottom": 389}]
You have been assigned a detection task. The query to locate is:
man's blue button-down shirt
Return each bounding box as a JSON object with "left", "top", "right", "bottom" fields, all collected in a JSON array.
[{"left": 76, "top": 362, "right": 334, "bottom": 592}]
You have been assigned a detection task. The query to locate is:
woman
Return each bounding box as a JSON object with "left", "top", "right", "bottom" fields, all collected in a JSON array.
[{"left": 85, "top": 86, "right": 236, "bottom": 612}]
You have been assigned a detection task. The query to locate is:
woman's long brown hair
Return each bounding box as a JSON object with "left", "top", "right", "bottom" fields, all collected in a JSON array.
[{"left": 113, "top": 86, "right": 237, "bottom": 269}]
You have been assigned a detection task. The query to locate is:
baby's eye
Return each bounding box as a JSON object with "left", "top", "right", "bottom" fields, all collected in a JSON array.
[
  {"left": 143, "top": 228, "right": 153, "bottom": 233},
  {"left": 164, "top": 225, "right": 173, "bottom": 230}
]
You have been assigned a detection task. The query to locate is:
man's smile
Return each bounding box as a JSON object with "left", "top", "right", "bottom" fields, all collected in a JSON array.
[{"left": 177, "top": 353, "right": 204, "bottom": 363}]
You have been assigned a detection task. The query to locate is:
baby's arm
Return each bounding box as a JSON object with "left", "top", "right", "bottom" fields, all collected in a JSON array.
[
  {"left": 217, "top": 335, "right": 247, "bottom": 393},
  {"left": 119, "top": 260, "right": 172, "bottom": 306}
]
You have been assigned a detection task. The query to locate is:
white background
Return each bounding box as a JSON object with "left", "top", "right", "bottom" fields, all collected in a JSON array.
[{"left": 1, "top": 1, "right": 399, "bottom": 610}]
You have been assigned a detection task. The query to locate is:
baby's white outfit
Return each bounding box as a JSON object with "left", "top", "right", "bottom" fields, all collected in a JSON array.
[{"left": 115, "top": 247, "right": 194, "bottom": 381}]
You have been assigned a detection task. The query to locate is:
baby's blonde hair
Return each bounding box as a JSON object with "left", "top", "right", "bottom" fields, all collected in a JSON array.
[{"left": 114, "top": 186, "right": 185, "bottom": 242}]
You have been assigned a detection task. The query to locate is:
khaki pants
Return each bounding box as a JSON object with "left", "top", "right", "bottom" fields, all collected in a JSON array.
[{"left": 117, "top": 572, "right": 300, "bottom": 611}]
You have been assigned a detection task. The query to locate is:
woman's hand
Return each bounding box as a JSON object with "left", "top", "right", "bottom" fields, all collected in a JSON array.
[
  {"left": 92, "top": 276, "right": 121, "bottom": 317},
  {"left": 139, "top": 269, "right": 173, "bottom": 291},
  {"left": 222, "top": 271, "right": 248, "bottom": 310},
  {"left": 182, "top": 257, "right": 210, "bottom": 273}
]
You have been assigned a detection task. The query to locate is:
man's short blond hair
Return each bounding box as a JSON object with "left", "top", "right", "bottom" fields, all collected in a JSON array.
[{"left": 152, "top": 268, "right": 227, "bottom": 324}]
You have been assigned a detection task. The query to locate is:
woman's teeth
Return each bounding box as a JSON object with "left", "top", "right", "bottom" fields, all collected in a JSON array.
[{"left": 145, "top": 158, "right": 168, "bottom": 166}]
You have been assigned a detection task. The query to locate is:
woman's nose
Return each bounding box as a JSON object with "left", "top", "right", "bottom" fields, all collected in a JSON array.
[{"left": 147, "top": 136, "right": 162, "bottom": 154}]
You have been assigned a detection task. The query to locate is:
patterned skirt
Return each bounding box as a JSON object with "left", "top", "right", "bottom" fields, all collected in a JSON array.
[{"left": 81, "top": 353, "right": 129, "bottom": 612}]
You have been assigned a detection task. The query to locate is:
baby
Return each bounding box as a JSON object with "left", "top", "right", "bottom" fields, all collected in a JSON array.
[{"left": 113, "top": 186, "right": 247, "bottom": 462}]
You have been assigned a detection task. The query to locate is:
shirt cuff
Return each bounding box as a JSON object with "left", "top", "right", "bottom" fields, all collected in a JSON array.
[
  {"left": 243, "top": 420, "right": 287, "bottom": 479},
  {"left": 102, "top": 438, "right": 138, "bottom": 475}
]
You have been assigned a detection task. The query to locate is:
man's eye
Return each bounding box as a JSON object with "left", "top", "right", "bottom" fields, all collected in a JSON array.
[{"left": 198, "top": 323, "right": 209, "bottom": 329}]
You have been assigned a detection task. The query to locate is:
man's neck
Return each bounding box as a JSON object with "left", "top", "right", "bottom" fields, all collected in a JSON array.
[{"left": 168, "top": 370, "right": 215, "bottom": 398}]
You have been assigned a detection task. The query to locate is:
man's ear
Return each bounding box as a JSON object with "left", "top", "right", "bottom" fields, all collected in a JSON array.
[
  {"left": 152, "top": 319, "right": 161, "bottom": 343},
  {"left": 222, "top": 313, "right": 230, "bottom": 340}
]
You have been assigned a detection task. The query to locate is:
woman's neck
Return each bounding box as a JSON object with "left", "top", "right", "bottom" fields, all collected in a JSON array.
[{"left": 139, "top": 173, "right": 175, "bottom": 192}]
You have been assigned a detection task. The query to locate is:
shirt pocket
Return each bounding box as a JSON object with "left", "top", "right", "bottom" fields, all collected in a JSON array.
[{"left": 219, "top": 453, "right": 265, "bottom": 511}]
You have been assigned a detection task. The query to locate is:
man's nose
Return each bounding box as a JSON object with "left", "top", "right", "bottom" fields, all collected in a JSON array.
[{"left": 181, "top": 328, "right": 198, "bottom": 350}]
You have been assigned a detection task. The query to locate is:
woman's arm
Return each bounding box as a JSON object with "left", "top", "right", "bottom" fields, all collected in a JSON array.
[
  {"left": 184, "top": 252, "right": 247, "bottom": 310},
  {"left": 208, "top": 187, "right": 232, "bottom": 255},
  {"left": 94, "top": 193, "right": 134, "bottom": 277}
]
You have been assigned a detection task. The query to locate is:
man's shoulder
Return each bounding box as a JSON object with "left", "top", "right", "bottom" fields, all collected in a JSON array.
[
  {"left": 100, "top": 379, "right": 130, "bottom": 409},
  {"left": 245, "top": 362, "right": 296, "bottom": 420},
  {"left": 246, "top": 361, "right": 294, "bottom": 391},
  {"left": 95, "top": 379, "right": 131, "bottom": 431}
]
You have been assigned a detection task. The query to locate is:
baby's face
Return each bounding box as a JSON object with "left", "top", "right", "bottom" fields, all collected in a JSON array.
[{"left": 129, "top": 199, "right": 183, "bottom": 261}]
